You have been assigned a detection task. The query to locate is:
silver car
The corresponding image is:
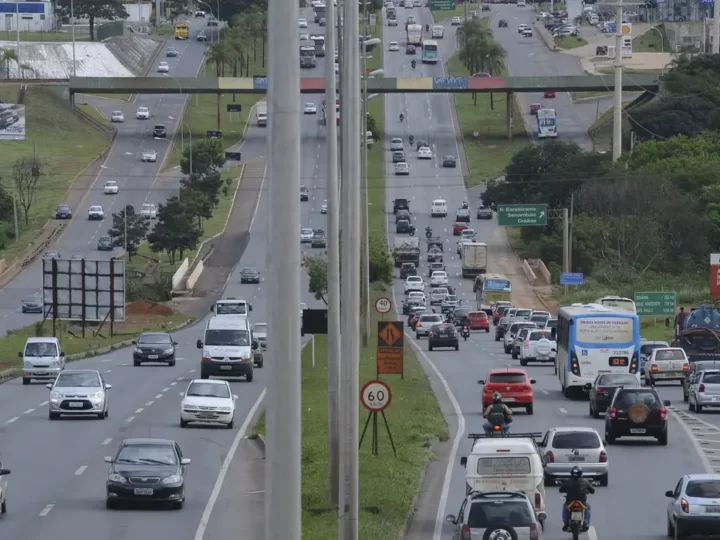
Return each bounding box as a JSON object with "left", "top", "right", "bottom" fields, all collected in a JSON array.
[
  {"left": 140, "top": 203, "right": 157, "bottom": 219},
  {"left": 47, "top": 369, "right": 111, "bottom": 420},
  {"left": 514, "top": 308, "right": 533, "bottom": 321},
  {"left": 252, "top": 322, "right": 267, "bottom": 367},
  {"left": 540, "top": 427, "right": 608, "bottom": 486},
  {"left": 644, "top": 347, "right": 689, "bottom": 386},
  {"left": 429, "top": 287, "right": 449, "bottom": 305},
  {"left": 666, "top": 474, "right": 720, "bottom": 539},
  {"left": 415, "top": 314, "right": 443, "bottom": 338},
  {"left": 688, "top": 370, "right": 720, "bottom": 412},
  {"left": 511, "top": 327, "right": 534, "bottom": 359},
  {"left": 110, "top": 110, "right": 124, "bottom": 122},
  {"left": 504, "top": 322, "right": 538, "bottom": 353},
  {"left": 141, "top": 149, "right": 158, "bottom": 162}
]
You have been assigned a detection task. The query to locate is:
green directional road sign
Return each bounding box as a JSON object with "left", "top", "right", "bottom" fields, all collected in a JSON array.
[
  {"left": 429, "top": 0, "right": 456, "bottom": 10},
  {"left": 497, "top": 204, "right": 548, "bottom": 226},
  {"left": 634, "top": 292, "right": 677, "bottom": 317}
]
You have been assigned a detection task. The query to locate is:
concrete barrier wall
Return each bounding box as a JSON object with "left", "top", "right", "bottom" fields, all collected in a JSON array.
[
  {"left": 171, "top": 258, "right": 189, "bottom": 290},
  {"left": 534, "top": 259, "right": 551, "bottom": 285},
  {"left": 522, "top": 259, "right": 537, "bottom": 285},
  {"left": 187, "top": 261, "right": 204, "bottom": 290},
  {"left": 0, "top": 259, "right": 6, "bottom": 274},
  {"left": 535, "top": 22, "right": 557, "bottom": 52}
]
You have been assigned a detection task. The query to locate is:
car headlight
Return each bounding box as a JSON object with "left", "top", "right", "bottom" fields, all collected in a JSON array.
[
  {"left": 134, "top": 348, "right": 142, "bottom": 354},
  {"left": 92, "top": 391, "right": 104, "bottom": 401},
  {"left": 162, "top": 475, "right": 183, "bottom": 485},
  {"left": 163, "top": 348, "right": 174, "bottom": 355},
  {"left": 243, "top": 352, "right": 252, "bottom": 359},
  {"left": 23, "top": 361, "right": 31, "bottom": 369},
  {"left": 183, "top": 404, "right": 198, "bottom": 411},
  {"left": 108, "top": 473, "right": 126, "bottom": 483},
  {"left": 218, "top": 407, "right": 232, "bottom": 413},
  {"left": 50, "top": 360, "right": 60, "bottom": 368},
  {"left": 50, "top": 391, "right": 62, "bottom": 400}
]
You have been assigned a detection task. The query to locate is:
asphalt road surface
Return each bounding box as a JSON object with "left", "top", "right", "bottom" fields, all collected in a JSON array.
[
  {"left": 0, "top": 10, "right": 330, "bottom": 540},
  {"left": 384, "top": 6, "right": 716, "bottom": 540}
]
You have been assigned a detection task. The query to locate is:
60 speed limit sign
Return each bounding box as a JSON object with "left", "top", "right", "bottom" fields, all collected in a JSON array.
[{"left": 360, "top": 380, "right": 392, "bottom": 412}]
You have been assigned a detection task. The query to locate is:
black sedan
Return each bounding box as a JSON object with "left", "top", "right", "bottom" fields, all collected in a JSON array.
[
  {"left": 21, "top": 293, "right": 43, "bottom": 313},
  {"left": 455, "top": 209, "right": 471, "bottom": 223},
  {"left": 97, "top": 235, "right": 113, "bottom": 251},
  {"left": 153, "top": 124, "right": 167, "bottom": 138},
  {"left": 428, "top": 323, "right": 459, "bottom": 351},
  {"left": 166, "top": 47, "right": 178, "bottom": 57},
  {"left": 416, "top": 140, "right": 430, "bottom": 151},
  {"left": 442, "top": 155, "right": 457, "bottom": 168},
  {"left": 240, "top": 267, "right": 261, "bottom": 283},
  {"left": 105, "top": 438, "right": 190, "bottom": 509},
  {"left": 300, "top": 186, "right": 309, "bottom": 201},
  {"left": 312, "top": 231, "right": 327, "bottom": 248},
  {"left": 476, "top": 206, "right": 493, "bottom": 219},
  {"left": 55, "top": 204, "right": 72, "bottom": 219},
  {"left": 132, "top": 332, "right": 177, "bottom": 366},
  {"left": 587, "top": 373, "right": 640, "bottom": 418},
  {"left": 406, "top": 45, "right": 416, "bottom": 55},
  {"left": 482, "top": 4, "right": 490, "bottom": 10}
]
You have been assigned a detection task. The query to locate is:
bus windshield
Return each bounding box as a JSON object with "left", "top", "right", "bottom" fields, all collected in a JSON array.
[{"left": 174, "top": 23, "right": 189, "bottom": 39}]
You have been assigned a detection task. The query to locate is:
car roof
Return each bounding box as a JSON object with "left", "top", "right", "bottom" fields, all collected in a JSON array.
[
  {"left": 488, "top": 368, "right": 527, "bottom": 375},
  {"left": 122, "top": 438, "right": 175, "bottom": 446},
  {"left": 549, "top": 426, "right": 598, "bottom": 434},
  {"left": 189, "top": 378, "right": 227, "bottom": 385},
  {"left": 59, "top": 369, "right": 100, "bottom": 375},
  {"left": 26, "top": 336, "right": 59, "bottom": 343},
  {"left": 683, "top": 473, "right": 720, "bottom": 481}
]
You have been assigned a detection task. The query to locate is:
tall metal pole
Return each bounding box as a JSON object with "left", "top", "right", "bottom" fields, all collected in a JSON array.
[
  {"left": 360, "top": 1, "right": 370, "bottom": 349},
  {"left": 15, "top": 0, "right": 19, "bottom": 67},
  {"left": 562, "top": 208, "right": 569, "bottom": 296},
  {"left": 713, "top": 0, "right": 720, "bottom": 54},
  {"left": 337, "top": 7, "right": 343, "bottom": 195},
  {"left": 612, "top": 3, "right": 623, "bottom": 162},
  {"left": 340, "top": 0, "right": 361, "bottom": 536},
  {"left": 265, "top": 0, "right": 302, "bottom": 535},
  {"left": 325, "top": 0, "right": 341, "bottom": 509},
  {"left": 155, "top": 0, "right": 161, "bottom": 34},
  {"left": 71, "top": 0, "right": 76, "bottom": 76}
]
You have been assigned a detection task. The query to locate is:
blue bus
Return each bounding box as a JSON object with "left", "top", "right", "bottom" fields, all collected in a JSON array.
[
  {"left": 422, "top": 39, "right": 439, "bottom": 63},
  {"left": 556, "top": 304, "right": 641, "bottom": 398}
]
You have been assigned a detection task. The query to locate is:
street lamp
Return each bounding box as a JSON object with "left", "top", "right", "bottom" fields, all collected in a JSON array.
[
  {"left": 163, "top": 74, "right": 193, "bottom": 174},
  {"left": 197, "top": 0, "right": 220, "bottom": 43},
  {"left": 648, "top": 26, "right": 666, "bottom": 74}
]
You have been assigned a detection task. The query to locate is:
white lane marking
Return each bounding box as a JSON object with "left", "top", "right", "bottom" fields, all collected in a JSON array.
[
  {"left": 559, "top": 408, "right": 567, "bottom": 414},
  {"left": 126, "top": 416, "right": 135, "bottom": 422},
  {"left": 588, "top": 526, "right": 598, "bottom": 540},
  {"left": 180, "top": 392, "right": 185, "bottom": 396},
  {"left": 246, "top": 489, "right": 265, "bottom": 494},
  {"left": 542, "top": 390, "right": 549, "bottom": 395},
  {"left": 670, "top": 409, "right": 715, "bottom": 473},
  {"left": 193, "top": 388, "right": 266, "bottom": 540},
  {"left": 102, "top": 438, "right": 113, "bottom": 445},
  {"left": 190, "top": 369, "right": 196, "bottom": 373},
  {"left": 101, "top": 359, "right": 112, "bottom": 363},
  {"left": 105, "top": 370, "right": 112, "bottom": 373},
  {"left": 39, "top": 504, "right": 54, "bottom": 516},
  {"left": 155, "top": 394, "right": 163, "bottom": 399},
  {"left": 170, "top": 382, "right": 178, "bottom": 386},
  {"left": 145, "top": 401, "right": 154, "bottom": 407},
  {"left": 176, "top": 376, "right": 183, "bottom": 381},
  {"left": 24, "top": 408, "right": 35, "bottom": 414},
  {"left": 75, "top": 465, "right": 87, "bottom": 476},
  {"left": 135, "top": 408, "right": 144, "bottom": 414},
  {"left": 163, "top": 387, "right": 170, "bottom": 392},
  {"left": 39, "top": 401, "right": 49, "bottom": 406},
  {"left": 6, "top": 416, "right": 19, "bottom": 424},
  {"left": 122, "top": 363, "right": 130, "bottom": 366}
]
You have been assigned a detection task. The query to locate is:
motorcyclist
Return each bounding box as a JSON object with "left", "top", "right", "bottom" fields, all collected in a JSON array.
[
  {"left": 411, "top": 59, "right": 416, "bottom": 69},
  {"left": 559, "top": 466, "right": 595, "bottom": 532},
  {"left": 399, "top": 113, "right": 404, "bottom": 122},
  {"left": 410, "top": 135, "right": 415, "bottom": 145},
  {"left": 482, "top": 393, "right": 512, "bottom": 434},
  {"left": 461, "top": 322, "right": 470, "bottom": 339},
  {"left": 425, "top": 23, "right": 430, "bottom": 32},
  {"left": 425, "top": 225, "right": 432, "bottom": 237},
  {"left": 461, "top": 200, "right": 469, "bottom": 209}
]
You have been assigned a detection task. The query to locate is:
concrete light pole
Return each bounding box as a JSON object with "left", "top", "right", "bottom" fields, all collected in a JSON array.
[
  {"left": 265, "top": 0, "right": 302, "bottom": 536},
  {"left": 612, "top": 3, "right": 623, "bottom": 163},
  {"left": 360, "top": 1, "right": 370, "bottom": 349},
  {"left": 713, "top": 0, "right": 720, "bottom": 54}
]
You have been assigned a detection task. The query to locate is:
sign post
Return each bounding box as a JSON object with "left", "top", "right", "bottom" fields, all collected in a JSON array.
[
  {"left": 711, "top": 254, "right": 720, "bottom": 299},
  {"left": 359, "top": 380, "right": 397, "bottom": 457},
  {"left": 634, "top": 292, "right": 677, "bottom": 317},
  {"left": 497, "top": 204, "right": 548, "bottom": 226},
  {"left": 376, "top": 321, "right": 404, "bottom": 377}
]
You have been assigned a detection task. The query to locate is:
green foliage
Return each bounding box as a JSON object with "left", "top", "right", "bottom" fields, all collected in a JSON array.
[
  {"left": 56, "top": 0, "right": 128, "bottom": 41},
  {"left": 663, "top": 54, "right": 720, "bottom": 108},
  {"left": 369, "top": 236, "right": 393, "bottom": 285},
  {"left": 456, "top": 19, "right": 505, "bottom": 76},
  {"left": 147, "top": 197, "right": 203, "bottom": 265},
  {"left": 180, "top": 138, "right": 226, "bottom": 175},
  {"left": 106, "top": 205, "right": 150, "bottom": 260},
  {"left": 302, "top": 254, "right": 328, "bottom": 304},
  {"left": 630, "top": 96, "right": 720, "bottom": 141}
]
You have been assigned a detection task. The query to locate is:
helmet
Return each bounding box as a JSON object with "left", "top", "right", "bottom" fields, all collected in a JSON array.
[
  {"left": 492, "top": 392, "right": 502, "bottom": 404},
  {"left": 570, "top": 466, "right": 583, "bottom": 478}
]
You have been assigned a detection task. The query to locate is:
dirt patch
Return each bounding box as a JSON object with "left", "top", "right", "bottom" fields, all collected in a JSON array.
[{"left": 126, "top": 300, "right": 175, "bottom": 316}]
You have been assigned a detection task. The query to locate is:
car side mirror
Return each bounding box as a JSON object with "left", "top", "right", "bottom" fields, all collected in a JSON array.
[
  {"left": 445, "top": 514, "right": 457, "bottom": 524},
  {"left": 173, "top": 342, "right": 178, "bottom": 345},
  {"left": 131, "top": 340, "right": 137, "bottom": 345},
  {"left": 105, "top": 384, "right": 112, "bottom": 390},
  {"left": 460, "top": 456, "right": 467, "bottom": 467},
  {"left": 249, "top": 304, "right": 253, "bottom": 311},
  {"left": 0, "top": 468, "right": 10, "bottom": 476},
  {"left": 663, "top": 400, "right": 671, "bottom": 406},
  {"left": 477, "top": 380, "right": 485, "bottom": 385},
  {"left": 530, "top": 379, "right": 536, "bottom": 384},
  {"left": 665, "top": 490, "right": 674, "bottom": 498},
  {"left": 181, "top": 458, "right": 191, "bottom": 465},
  {"left": 46, "top": 383, "right": 53, "bottom": 389},
  {"left": 17, "top": 352, "right": 22, "bottom": 358},
  {"left": 233, "top": 395, "right": 238, "bottom": 400},
  {"left": 196, "top": 339, "right": 203, "bottom": 349},
  {"left": 104, "top": 456, "right": 112, "bottom": 463},
  {"left": 584, "top": 383, "right": 592, "bottom": 390}
]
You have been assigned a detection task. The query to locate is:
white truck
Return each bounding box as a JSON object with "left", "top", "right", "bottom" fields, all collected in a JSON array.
[
  {"left": 461, "top": 242, "right": 488, "bottom": 278},
  {"left": 431, "top": 24, "right": 444, "bottom": 38},
  {"left": 256, "top": 102, "right": 267, "bottom": 127}
]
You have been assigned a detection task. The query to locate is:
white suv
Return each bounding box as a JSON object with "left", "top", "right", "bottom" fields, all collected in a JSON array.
[
  {"left": 430, "top": 271, "right": 448, "bottom": 287},
  {"left": 404, "top": 276, "right": 424, "bottom": 294},
  {"left": 520, "top": 328, "right": 557, "bottom": 366},
  {"left": 504, "top": 321, "right": 537, "bottom": 354}
]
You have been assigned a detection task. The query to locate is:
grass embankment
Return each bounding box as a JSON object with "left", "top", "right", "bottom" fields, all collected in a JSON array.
[
  {"left": 572, "top": 91, "right": 611, "bottom": 100},
  {"left": 632, "top": 24, "right": 668, "bottom": 53},
  {"left": 150, "top": 23, "right": 175, "bottom": 36},
  {"left": 430, "top": 6, "right": 465, "bottom": 22},
  {"left": 446, "top": 53, "right": 528, "bottom": 187},
  {"left": 553, "top": 35, "right": 587, "bottom": 50},
  {"left": 76, "top": 103, "right": 112, "bottom": 126},
  {"left": 84, "top": 93, "right": 132, "bottom": 102},
  {"left": 0, "top": 86, "right": 112, "bottom": 262},
  {"left": 597, "top": 66, "right": 664, "bottom": 75},
  {"left": 166, "top": 59, "right": 267, "bottom": 169},
  {"left": 0, "top": 31, "right": 89, "bottom": 42},
  {"left": 0, "top": 312, "right": 193, "bottom": 373},
  {"left": 256, "top": 22, "right": 448, "bottom": 540}
]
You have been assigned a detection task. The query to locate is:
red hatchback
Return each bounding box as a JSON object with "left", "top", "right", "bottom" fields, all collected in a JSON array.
[
  {"left": 479, "top": 368, "right": 536, "bottom": 414},
  {"left": 544, "top": 91, "right": 556, "bottom": 98},
  {"left": 453, "top": 221, "right": 468, "bottom": 235},
  {"left": 467, "top": 311, "right": 490, "bottom": 332}
]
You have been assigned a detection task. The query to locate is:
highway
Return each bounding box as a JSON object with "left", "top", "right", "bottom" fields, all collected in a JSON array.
[
  {"left": 384, "top": 6, "right": 712, "bottom": 540},
  {"left": 0, "top": 9, "right": 327, "bottom": 539}
]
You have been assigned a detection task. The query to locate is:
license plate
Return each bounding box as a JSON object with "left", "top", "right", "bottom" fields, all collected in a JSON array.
[
  {"left": 568, "top": 456, "right": 585, "bottom": 461},
  {"left": 69, "top": 402, "right": 83, "bottom": 408},
  {"left": 706, "top": 507, "right": 720, "bottom": 513},
  {"left": 147, "top": 354, "right": 159, "bottom": 360},
  {"left": 220, "top": 365, "right": 233, "bottom": 371},
  {"left": 538, "top": 355, "right": 550, "bottom": 359},
  {"left": 197, "top": 412, "right": 214, "bottom": 418},
  {"left": 134, "top": 488, "right": 153, "bottom": 495},
  {"left": 630, "top": 428, "right": 646, "bottom": 434},
  {"left": 503, "top": 397, "right": 516, "bottom": 402},
  {"left": 571, "top": 512, "right": 583, "bottom": 520}
]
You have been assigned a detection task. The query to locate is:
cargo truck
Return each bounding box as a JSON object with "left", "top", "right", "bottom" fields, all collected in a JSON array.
[
  {"left": 393, "top": 237, "right": 420, "bottom": 268},
  {"left": 461, "top": 242, "right": 488, "bottom": 278},
  {"left": 256, "top": 102, "right": 267, "bottom": 127}
]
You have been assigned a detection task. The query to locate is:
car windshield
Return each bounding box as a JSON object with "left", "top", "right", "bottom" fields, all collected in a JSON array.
[
  {"left": 90, "top": 206, "right": 102, "bottom": 212},
  {"left": 488, "top": 373, "right": 527, "bottom": 384},
  {"left": 186, "top": 381, "right": 231, "bottom": 398},
  {"left": 641, "top": 344, "right": 666, "bottom": 356},
  {"left": 510, "top": 323, "right": 535, "bottom": 333},
  {"left": 99, "top": 236, "right": 111, "bottom": 243},
  {"left": 531, "top": 314, "right": 549, "bottom": 323},
  {"left": 407, "top": 277, "right": 421, "bottom": 282},
  {"left": 112, "top": 111, "right": 122, "bottom": 116},
  {"left": 702, "top": 372, "right": 720, "bottom": 384},
  {"left": 216, "top": 302, "right": 247, "bottom": 315},
  {"left": 302, "top": 228, "right": 314, "bottom": 235},
  {"left": 142, "top": 204, "right": 153, "bottom": 211},
  {"left": 58, "top": 206, "right": 70, "bottom": 212},
  {"left": 515, "top": 309, "right": 532, "bottom": 317},
  {"left": 552, "top": 431, "right": 601, "bottom": 449},
  {"left": 253, "top": 323, "right": 268, "bottom": 334},
  {"left": 686, "top": 480, "right": 720, "bottom": 498},
  {"left": 25, "top": 342, "right": 58, "bottom": 357},
  {"left": 614, "top": 391, "right": 660, "bottom": 409},
  {"left": 598, "top": 374, "right": 638, "bottom": 386},
  {"left": 468, "top": 500, "right": 533, "bottom": 528},
  {"left": 469, "top": 312, "right": 486, "bottom": 318},
  {"left": 138, "top": 333, "right": 172, "bottom": 345},
  {"left": 205, "top": 329, "right": 250, "bottom": 346},
  {"left": 116, "top": 444, "right": 177, "bottom": 465},
  {"left": 242, "top": 268, "right": 258, "bottom": 274},
  {"left": 545, "top": 319, "right": 557, "bottom": 329},
  {"left": 55, "top": 372, "right": 100, "bottom": 387},
  {"left": 420, "top": 315, "right": 442, "bottom": 322},
  {"left": 529, "top": 331, "right": 553, "bottom": 341},
  {"left": 445, "top": 295, "right": 458, "bottom": 302},
  {"left": 655, "top": 350, "right": 686, "bottom": 361}
]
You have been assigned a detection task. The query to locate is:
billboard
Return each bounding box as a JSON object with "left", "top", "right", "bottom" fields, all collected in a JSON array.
[
  {"left": 42, "top": 258, "right": 126, "bottom": 322},
  {"left": 0, "top": 103, "right": 26, "bottom": 140}
]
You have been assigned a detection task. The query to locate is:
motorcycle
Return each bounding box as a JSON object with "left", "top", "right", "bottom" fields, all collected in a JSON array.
[
  {"left": 565, "top": 501, "right": 588, "bottom": 540},
  {"left": 462, "top": 325, "right": 470, "bottom": 340},
  {"left": 409, "top": 135, "right": 414, "bottom": 145},
  {"left": 425, "top": 227, "right": 432, "bottom": 238},
  {"left": 399, "top": 113, "right": 404, "bottom": 123},
  {"left": 461, "top": 201, "right": 469, "bottom": 209},
  {"left": 425, "top": 23, "right": 430, "bottom": 32},
  {"left": 487, "top": 412, "right": 511, "bottom": 437},
  {"left": 408, "top": 225, "right": 416, "bottom": 236},
  {"left": 411, "top": 60, "right": 416, "bottom": 69}
]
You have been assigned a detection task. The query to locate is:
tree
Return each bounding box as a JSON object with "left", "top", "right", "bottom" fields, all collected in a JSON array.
[
  {"left": 0, "top": 47, "right": 33, "bottom": 78},
  {"left": 303, "top": 254, "right": 328, "bottom": 304},
  {"left": 107, "top": 205, "right": 149, "bottom": 260},
  {"left": 12, "top": 156, "right": 45, "bottom": 226},
  {"left": 663, "top": 54, "right": 720, "bottom": 107},
  {"left": 180, "top": 137, "right": 226, "bottom": 175},
  {"left": 147, "top": 197, "right": 202, "bottom": 265},
  {"left": 629, "top": 96, "right": 720, "bottom": 141},
  {"left": 179, "top": 183, "right": 213, "bottom": 229},
  {"left": 57, "top": 0, "right": 128, "bottom": 42},
  {"left": 181, "top": 170, "right": 223, "bottom": 207},
  {"left": 0, "top": 183, "right": 14, "bottom": 225}
]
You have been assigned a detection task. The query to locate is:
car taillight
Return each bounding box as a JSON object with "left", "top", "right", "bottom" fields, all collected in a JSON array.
[
  {"left": 683, "top": 363, "right": 689, "bottom": 371},
  {"left": 571, "top": 354, "right": 581, "bottom": 376},
  {"left": 417, "top": 323, "right": 422, "bottom": 327},
  {"left": 660, "top": 407, "right": 667, "bottom": 420},
  {"left": 630, "top": 352, "right": 639, "bottom": 374},
  {"left": 681, "top": 498, "right": 689, "bottom": 513},
  {"left": 700, "top": 383, "right": 706, "bottom": 392},
  {"left": 428, "top": 332, "right": 434, "bottom": 337},
  {"left": 461, "top": 524, "right": 471, "bottom": 540},
  {"left": 651, "top": 364, "right": 659, "bottom": 372},
  {"left": 529, "top": 523, "right": 539, "bottom": 540},
  {"left": 492, "top": 424, "right": 501, "bottom": 432},
  {"left": 524, "top": 340, "right": 530, "bottom": 347},
  {"left": 599, "top": 450, "right": 607, "bottom": 463},
  {"left": 597, "top": 387, "right": 607, "bottom": 394},
  {"left": 535, "top": 492, "right": 541, "bottom": 508},
  {"left": 545, "top": 451, "right": 554, "bottom": 463},
  {"left": 609, "top": 407, "right": 617, "bottom": 419}
]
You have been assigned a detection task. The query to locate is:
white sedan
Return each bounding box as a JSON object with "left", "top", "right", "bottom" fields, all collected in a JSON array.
[
  {"left": 180, "top": 379, "right": 236, "bottom": 428},
  {"left": 103, "top": 180, "right": 119, "bottom": 194},
  {"left": 430, "top": 271, "right": 449, "bottom": 287},
  {"left": 389, "top": 41, "right": 400, "bottom": 51},
  {"left": 300, "top": 31, "right": 310, "bottom": 40},
  {"left": 304, "top": 102, "right": 317, "bottom": 114},
  {"left": 404, "top": 276, "right": 425, "bottom": 294},
  {"left": 140, "top": 203, "right": 157, "bottom": 219},
  {"left": 299, "top": 18, "right": 308, "bottom": 28},
  {"left": 321, "top": 200, "right": 328, "bottom": 214},
  {"left": 110, "top": 110, "right": 124, "bottom": 122},
  {"left": 0, "top": 464, "right": 8, "bottom": 518},
  {"left": 157, "top": 61, "right": 169, "bottom": 73},
  {"left": 407, "top": 290, "right": 426, "bottom": 303},
  {"left": 418, "top": 146, "right": 433, "bottom": 159},
  {"left": 136, "top": 107, "right": 150, "bottom": 119},
  {"left": 451, "top": 16, "right": 461, "bottom": 25},
  {"left": 88, "top": 205, "right": 105, "bottom": 220},
  {"left": 394, "top": 162, "right": 410, "bottom": 175},
  {"left": 141, "top": 149, "right": 157, "bottom": 162},
  {"left": 301, "top": 228, "right": 315, "bottom": 243}
]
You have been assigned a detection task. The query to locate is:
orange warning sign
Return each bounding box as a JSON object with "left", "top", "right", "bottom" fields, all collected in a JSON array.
[{"left": 377, "top": 321, "right": 404, "bottom": 375}]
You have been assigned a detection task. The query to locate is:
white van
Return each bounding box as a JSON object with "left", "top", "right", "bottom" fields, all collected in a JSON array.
[
  {"left": 431, "top": 25, "right": 444, "bottom": 38},
  {"left": 212, "top": 297, "right": 253, "bottom": 317},
  {"left": 197, "top": 317, "right": 258, "bottom": 381},
  {"left": 517, "top": 0, "right": 526, "bottom": 6},
  {"left": 431, "top": 198, "right": 448, "bottom": 217},
  {"left": 20, "top": 337, "right": 65, "bottom": 385},
  {"left": 460, "top": 435, "right": 547, "bottom": 525}
]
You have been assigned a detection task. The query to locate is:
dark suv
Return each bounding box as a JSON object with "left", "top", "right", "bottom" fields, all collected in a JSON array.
[
  {"left": 395, "top": 209, "right": 410, "bottom": 223},
  {"left": 587, "top": 373, "right": 640, "bottom": 418},
  {"left": 495, "top": 317, "right": 511, "bottom": 341},
  {"left": 605, "top": 387, "right": 670, "bottom": 445},
  {"left": 400, "top": 262, "right": 416, "bottom": 280},
  {"left": 428, "top": 323, "right": 459, "bottom": 351},
  {"left": 153, "top": 124, "right": 167, "bottom": 138},
  {"left": 393, "top": 197, "right": 409, "bottom": 214}
]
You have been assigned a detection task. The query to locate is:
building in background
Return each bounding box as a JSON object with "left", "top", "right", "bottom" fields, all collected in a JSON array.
[{"left": 0, "top": 1, "right": 55, "bottom": 32}]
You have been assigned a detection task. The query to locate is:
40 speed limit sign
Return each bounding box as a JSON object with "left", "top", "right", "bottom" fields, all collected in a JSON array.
[{"left": 360, "top": 380, "right": 392, "bottom": 412}]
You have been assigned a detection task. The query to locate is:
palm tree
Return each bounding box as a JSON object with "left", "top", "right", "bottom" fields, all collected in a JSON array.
[
  {"left": 228, "top": 36, "right": 248, "bottom": 78},
  {"left": 206, "top": 42, "right": 232, "bottom": 131},
  {"left": 0, "top": 47, "right": 33, "bottom": 78},
  {"left": 456, "top": 19, "right": 492, "bottom": 53}
]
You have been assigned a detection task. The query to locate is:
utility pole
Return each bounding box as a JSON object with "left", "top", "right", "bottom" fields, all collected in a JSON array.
[
  {"left": 155, "top": 0, "right": 161, "bottom": 33},
  {"left": 562, "top": 207, "right": 569, "bottom": 296},
  {"left": 612, "top": 2, "right": 623, "bottom": 162},
  {"left": 360, "top": 1, "right": 370, "bottom": 349},
  {"left": 265, "top": 0, "right": 302, "bottom": 538},
  {"left": 15, "top": 0, "right": 19, "bottom": 68},
  {"left": 339, "top": 0, "right": 361, "bottom": 537},
  {"left": 325, "top": 0, "right": 341, "bottom": 508},
  {"left": 71, "top": 0, "right": 76, "bottom": 77},
  {"left": 714, "top": 0, "right": 720, "bottom": 54}
]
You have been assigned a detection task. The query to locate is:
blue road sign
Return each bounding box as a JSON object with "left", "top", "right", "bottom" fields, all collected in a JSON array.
[{"left": 560, "top": 272, "right": 584, "bottom": 285}]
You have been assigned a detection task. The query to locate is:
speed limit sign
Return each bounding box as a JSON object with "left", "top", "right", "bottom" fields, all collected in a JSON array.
[
  {"left": 360, "top": 380, "right": 392, "bottom": 412},
  {"left": 375, "top": 297, "right": 392, "bottom": 314}
]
